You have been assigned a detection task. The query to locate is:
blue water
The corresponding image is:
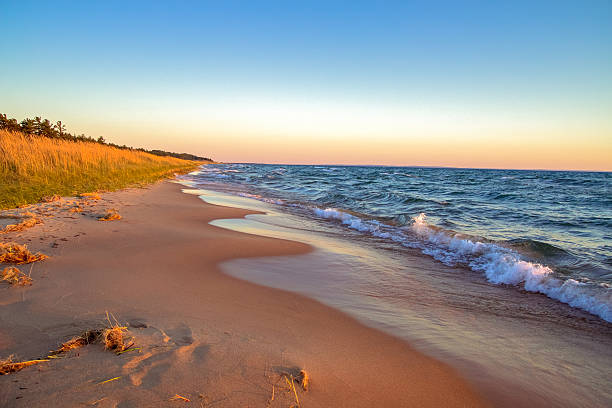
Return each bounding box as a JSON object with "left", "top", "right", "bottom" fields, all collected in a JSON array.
[{"left": 187, "top": 164, "right": 611, "bottom": 322}]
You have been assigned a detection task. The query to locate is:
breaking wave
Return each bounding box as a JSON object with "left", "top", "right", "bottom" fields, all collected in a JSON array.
[{"left": 313, "top": 208, "right": 612, "bottom": 322}]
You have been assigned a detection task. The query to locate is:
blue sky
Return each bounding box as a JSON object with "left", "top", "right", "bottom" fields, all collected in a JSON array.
[{"left": 1, "top": 1, "right": 611, "bottom": 169}]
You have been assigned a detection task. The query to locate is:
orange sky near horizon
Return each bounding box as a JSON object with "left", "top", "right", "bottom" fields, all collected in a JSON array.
[
  {"left": 80, "top": 122, "right": 611, "bottom": 172},
  {"left": 70, "top": 99, "right": 610, "bottom": 172}
]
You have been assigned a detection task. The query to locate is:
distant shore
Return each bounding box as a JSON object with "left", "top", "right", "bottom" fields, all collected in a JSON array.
[{"left": 0, "top": 181, "right": 487, "bottom": 407}]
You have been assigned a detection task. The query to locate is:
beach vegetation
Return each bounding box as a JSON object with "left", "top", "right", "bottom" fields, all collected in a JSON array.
[
  {"left": 1, "top": 266, "right": 33, "bottom": 286},
  {"left": 0, "top": 313, "right": 132, "bottom": 375},
  {"left": 0, "top": 113, "right": 212, "bottom": 162},
  {"left": 0, "top": 128, "right": 201, "bottom": 209},
  {"left": 0, "top": 242, "right": 48, "bottom": 264},
  {"left": 98, "top": 209, "right": 122, "bottom": 221},
  {"left": 0, "top": 216, "right": 41, "bottom": 233},
  {"left": 0, "top": 356, "right": 50, "bottom": 375}
]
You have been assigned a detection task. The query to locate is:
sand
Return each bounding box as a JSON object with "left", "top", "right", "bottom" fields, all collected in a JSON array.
[{"left": 0, "top": 181, "right": 488, "bottom": 407}]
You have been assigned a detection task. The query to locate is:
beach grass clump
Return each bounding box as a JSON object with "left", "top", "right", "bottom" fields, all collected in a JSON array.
[
  {"left": 49, "top": 327, "right": 128, "bottom": 356},
  {"left": 1, "top": 314, "right": 132, "bottom": 376},
  {"left": 1, "top": 266, "right": 33, "bottom": 286},
  {"left": 0, "top": 129, "right": 200, "bottom": 209},
  {"left": 51, "top": 324, "right": 129, "bottom": 356},
  {"left": 52, "top": 330, "right": 100, "bottom": 354},
  {"left": 102, "top": 326, "right": 128, "bottom": 352},
  {"left": 1, "top": 216, "right": 41, "bottom": 233},
  {"left": 0, "top": 242, "right": 48, "bottom": 264}
]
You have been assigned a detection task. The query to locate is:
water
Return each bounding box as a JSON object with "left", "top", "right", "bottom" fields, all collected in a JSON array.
[
  {"left": 185, "top": 163, "right": 612, "bottom": 322},
  {"left": 180, "top": 164, "right": 612, "bottom": 406}
]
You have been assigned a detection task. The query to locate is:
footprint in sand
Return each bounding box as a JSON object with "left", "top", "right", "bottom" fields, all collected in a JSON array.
[{"left": 122, "top": 324, "right": 209, "bottom": 388}]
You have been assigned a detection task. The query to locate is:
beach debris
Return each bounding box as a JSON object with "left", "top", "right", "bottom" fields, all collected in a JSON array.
[
  {"left": 1, "top": 217, "right": 41, "bottom": 233},
  {"left": 103, "top": 311, "right": 131, "bottom": 352},
  {"left": 41, "top": 194, "right": 61, "bottom": 203},
  {"left": 0, "top": 314, "right": 134, "bottom": 376},
  {"left": 50, "top": 318, "right": 130, "bottom": 356},
  {"left": 0, "top": 242, "right": 48, "bottom": 264},
  {"left": 98, "top": 376, "right": 121, "bottom": 385},
  {"left": 266, "top": 385, "right": 275, "bottom": 406},
  {"left": 169, "top": 394, "right": 191, "bottom": 402},
  {"left": 52, "top": 330, "right": 100, "bottom": 354},
  {"left": 1, "top": 266, "right": 33, "bottom": 286},
  {"left": 69, "top": 206, "right": 83, "bottom": 213},
  {"left": 79, "top": 192, "right": 102, "bottom": 200},
  {"left": 102, "top": 326, "right": 128, "bottom": 351},
  {"left": 98, "top": 209, "right": 121, "bottom": 221},
  {"left": 297, "top": 369, "right": 310, "bottom": 391},
  {"left": 0, "top": 355, "right": 50, "bottom": 375},
  {"left": 284, "top": 375, "right": 301, "bottom": 408},
  {"left": 116, "top": 347, "right": 141, "bottom": 355},
  {"left": 268, "top": 369, "right": 309, "bottom": 407},
  {"left": 49, "top": 312, "right": 131, "bottom": 358}
]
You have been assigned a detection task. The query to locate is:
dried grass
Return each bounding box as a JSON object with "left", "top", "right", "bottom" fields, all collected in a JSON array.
[
  {"left": 98, "top": 376, "right": 121, "bottom": 385},
  {"left": 284, "top": 375, "right": 300, "bottom": 408},
  {"left": 52, "top": 330, "right": 100, "bottom": 354},
  {"left": 1, "top": 129, "right": 199, "bottom": 209},
  {"left": 0, "top": 355, "right": 49, "bottom": 375},
  {"left": 79, "top": 192, "right": 101, "bottom": 200},
  {"left": 272, "top": 370, "right": 310, "bottom": 408},
  {"left": 51, "top": 322, "right": 129, "bottom": 355},
  {"left": 1, "top": 313, "right": 133, "bottom": 376},
  {"left": 297, "top": 369, "right": 310, "bottom": 391},
  {"left": 169, "top": 394, "right": 191, "bottom": 402},
  {"left": 1, "top": 266, "right": 32, "bottom": 286},
  {"left": 0, "top": 242, "right": 48, "bottom": 264},
  {"left": 98, "top": 210, "right": 121, "bottom": 221},
  {"left": 102, "top": 326, "right": 127, "bottom": 351},
  {"left": 1, "top": 217, "right": 41, "bottom": 233},
  {"left": 69, "top": 206, "right": 83, "bottom": 213}
]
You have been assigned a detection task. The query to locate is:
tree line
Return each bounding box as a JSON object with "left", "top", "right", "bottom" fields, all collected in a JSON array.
[{"left": 0, "top": 113, "right": 212, "bottom": 162}]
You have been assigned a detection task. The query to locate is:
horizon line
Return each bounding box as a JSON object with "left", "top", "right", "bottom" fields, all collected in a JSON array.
[{"left": 222, "top": 162, "right": 611, "bottom": 174}]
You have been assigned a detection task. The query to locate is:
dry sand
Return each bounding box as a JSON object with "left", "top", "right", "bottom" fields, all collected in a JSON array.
[{"left": 0, "top": 181, "right": 488, "bottom": 407}]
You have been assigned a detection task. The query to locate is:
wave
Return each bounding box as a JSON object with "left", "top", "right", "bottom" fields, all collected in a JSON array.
[
  {"left": 313, "top": 208, "right": 612, "bottom": 322},
  {"left": 185, "top": 164, "right": 612, "bottom": 323},
  {"left": 237, "top": 192, "right": 285, "bottom": 205}
]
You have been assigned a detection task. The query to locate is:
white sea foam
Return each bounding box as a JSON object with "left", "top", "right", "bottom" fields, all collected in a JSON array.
[
  {"left": 312, "top": 208, "right": 612, "bottom": 322},
  {"left": 190, "top": 176, "right": 612, "bottom": 323}
]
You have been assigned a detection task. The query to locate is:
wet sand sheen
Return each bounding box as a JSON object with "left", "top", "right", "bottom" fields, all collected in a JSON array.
[{"left": 0, "top": 181, "right": 487, "bottom": 407}]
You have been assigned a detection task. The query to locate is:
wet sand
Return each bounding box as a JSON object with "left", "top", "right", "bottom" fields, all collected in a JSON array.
[{"left": 0, "top": 181, "right": 487, "bottom": 407}]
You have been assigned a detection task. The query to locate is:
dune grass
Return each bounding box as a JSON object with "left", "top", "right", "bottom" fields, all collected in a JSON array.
[{"left": 0, "top": 129, "right": 200, "bottom": 209}]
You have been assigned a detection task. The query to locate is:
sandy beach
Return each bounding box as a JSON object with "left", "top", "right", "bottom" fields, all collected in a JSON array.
[{"left": 0, "top": 181, "right": 487, "bottom": 407}]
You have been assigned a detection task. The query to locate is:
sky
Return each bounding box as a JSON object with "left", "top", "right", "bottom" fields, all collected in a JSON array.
[{"left": 1, "top": 0, "right": 611, "bottom": 170}]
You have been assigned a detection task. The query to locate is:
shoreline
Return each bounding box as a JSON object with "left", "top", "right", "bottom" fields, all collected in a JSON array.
[
  {"left": 191, "top": 185, "right": 612, "bottom": 407},
  {"left": 0, "top": 181, "right": 487, "bottom": 407}
]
